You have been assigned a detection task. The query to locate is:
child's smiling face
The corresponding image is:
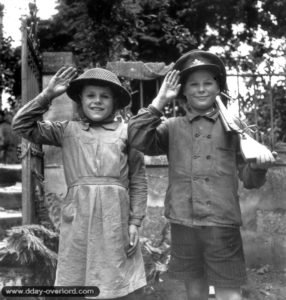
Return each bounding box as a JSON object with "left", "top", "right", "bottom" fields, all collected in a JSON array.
[
  {"left": 81, "top": 85, "right": 114, "bottom": 122},
  {"left": 183, "top": 69, "right": 220, "bottom": 114}
]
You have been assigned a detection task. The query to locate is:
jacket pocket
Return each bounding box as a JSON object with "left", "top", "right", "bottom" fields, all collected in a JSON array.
[{"left": 216, "top": 147, "right": 236, "bottom": 175}]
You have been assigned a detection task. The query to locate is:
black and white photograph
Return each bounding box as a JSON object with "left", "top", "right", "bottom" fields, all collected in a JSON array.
[{"left": 0, "top": 1, "right": 286, "bottom": 299}]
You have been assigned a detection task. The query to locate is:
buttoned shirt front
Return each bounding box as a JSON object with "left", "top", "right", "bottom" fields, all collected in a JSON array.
[{"left": 128, "top": 105, "right": 267, "bottom": 227}]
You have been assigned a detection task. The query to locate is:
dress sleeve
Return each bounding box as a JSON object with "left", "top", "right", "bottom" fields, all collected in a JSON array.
[
  {"left": 12, "top": 93, "right": 69, "bottom": 147},
  {"left": 127, "top": 146, "right": 148, "bottom": 227},
  {"left": 128, "top": 105, "right": 169, "bottom": 156}
]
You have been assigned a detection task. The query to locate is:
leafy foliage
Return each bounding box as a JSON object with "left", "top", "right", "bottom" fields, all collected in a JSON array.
[
  {"left": 37, "top": 0, "right": 286, "bottom": 67},
  {"left": 259, "top": 0, "right": 286, "bottom": 38},
  {"left": 0, "top": 37, "right": 21, "bottom": 99},
  {"left": 0, "top": 225, "right": 59, "bottom": 285},
  {"left": 38, "top": 0, "right": 138, "bottom": 67},
  {"left": 141, "top": 222, "right": 170, "bottom": 286},
  {"left": 171, "top": 0, "right": 259, "bottom": 45},
  {"left": 0, "top": 4, "right": 21, "bottom": 111},
  {"left": 241, "top": 77, "right": 286, "bottom": 146},
  {"left": 37, "top": 0, "right": 196, "bottom": 67},
  {"left": 131, "top": 0, "right": 195, "bottom": 63}
]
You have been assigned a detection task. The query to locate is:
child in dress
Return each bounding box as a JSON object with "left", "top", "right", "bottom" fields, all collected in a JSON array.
[{"left": 13, "top": 66, "right": 147, "bottom": 299}]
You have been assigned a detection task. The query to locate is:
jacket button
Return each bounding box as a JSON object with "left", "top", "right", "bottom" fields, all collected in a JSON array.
[
  {"left": 195, "top": 133, "right": 200, "bottom": 137},
  {"left": 207, "top": 134, "right": 212, "bottom": 139},
  {"left": 206, "top": 155, "right": 211, "bottom": 159},
  {"left": 205, "top": 177, "right": 210, "bottom": 182}
]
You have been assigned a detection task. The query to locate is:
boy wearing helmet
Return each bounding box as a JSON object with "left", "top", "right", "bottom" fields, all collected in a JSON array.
[{"left": 128, "top": 50, "right": 275, "bottom": 300}]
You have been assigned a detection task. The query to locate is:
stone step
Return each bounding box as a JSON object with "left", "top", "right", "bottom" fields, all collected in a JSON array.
[
  {"left": 0, "top": 210, "right": 22, "bottom": 240},
  {"left": 0, "top": 164, "right": 22, "bottom": 186},
  {"left": 0, "top": 266, "right": 34, "bottom": 284},
  {"left": 0, "top": 182, "right": 22, "bottom": 210}
]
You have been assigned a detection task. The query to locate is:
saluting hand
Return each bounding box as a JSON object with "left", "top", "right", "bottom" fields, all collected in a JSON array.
[
  {"left": 43, "top": 66, "right": 78, "bottom": 99},
  {"left": 152, "top": 70, "right": 181, "bottom": 112}
]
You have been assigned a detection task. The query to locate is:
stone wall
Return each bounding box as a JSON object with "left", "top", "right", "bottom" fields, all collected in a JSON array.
[{"left": 240, "top": 152, "right": 286, "bottom": 270}]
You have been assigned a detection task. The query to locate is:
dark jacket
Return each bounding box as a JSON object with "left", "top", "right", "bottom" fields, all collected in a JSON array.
[{"left": 128, "top": 105, "right": 267, "bottom": 227}]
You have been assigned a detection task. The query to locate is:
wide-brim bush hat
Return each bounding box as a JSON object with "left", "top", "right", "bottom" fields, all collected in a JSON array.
[
  {"left": 174, "top": 50, "right": 227, "bottom": 91},
  {"left": 66, "top": 68, "right": 131, "bottom": 109}
]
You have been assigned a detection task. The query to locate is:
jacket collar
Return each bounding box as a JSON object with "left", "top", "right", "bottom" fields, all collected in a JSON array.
[{"left": 186, "top": 106, "right": 220, "bottom": 122}]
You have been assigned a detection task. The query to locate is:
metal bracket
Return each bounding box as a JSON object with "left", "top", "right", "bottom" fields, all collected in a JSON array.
[
  {"left": 31, "top": 145, "right": 44, "bottom": 158},
  {"left": 18, "top": 142, "right": 44, "bottom": 160}
]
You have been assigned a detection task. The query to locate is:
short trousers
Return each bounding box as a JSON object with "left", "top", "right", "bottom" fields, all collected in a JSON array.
[{"left": 168, "top": 223, "right": 247, "bottom": 288}]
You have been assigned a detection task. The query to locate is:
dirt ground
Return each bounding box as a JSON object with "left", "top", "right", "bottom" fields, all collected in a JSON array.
[
  {"left": 243, "top": 267, "right": 286, "bottom": 300},
  {"left": 133, "top": 267, "right": 286, "bottom": 300},
  {"left": 139, "top": 207, "right": 286, "bottom": 300}
]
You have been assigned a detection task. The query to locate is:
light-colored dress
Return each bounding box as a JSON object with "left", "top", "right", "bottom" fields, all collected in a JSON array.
[{"left": 12, "top": 94, "right": 147, "bottom": 299}]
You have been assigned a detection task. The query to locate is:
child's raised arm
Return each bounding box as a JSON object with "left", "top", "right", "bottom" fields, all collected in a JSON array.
[
  {"left": 152, "top": 70, "right": 181, "bottom": 112},
  {"left": 12, "top": 66, "right": 77, "bottom": 146},
  {"left": 42, "top": 66, "right": 78, "bottom": 100}
]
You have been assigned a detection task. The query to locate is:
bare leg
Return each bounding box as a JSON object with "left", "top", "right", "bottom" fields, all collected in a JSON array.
[
  {"left": 184, "top": 277, "right": 209, "bottom": 300},
  {"left": 215, "top": 287, "right": 242, "bottom": 300}
]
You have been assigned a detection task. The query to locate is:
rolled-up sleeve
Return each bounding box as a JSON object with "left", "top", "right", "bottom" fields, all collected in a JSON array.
[
  {"left": 238, "top": 161, "right": 267, "bottom": 189},
  {"left": 127, "top": 146, "right": 147, "bottom": 227},
  {"left": 235, "top": 119, "right": 268, "bottom": 189},
  {"left": 128, "top": 105, "right": 169, "bottom": 156},
  {"left": 12, "top": 93, "right": 68, "bottom": 147}
]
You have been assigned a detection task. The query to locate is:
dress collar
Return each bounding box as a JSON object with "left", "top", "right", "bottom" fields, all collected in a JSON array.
[{"left": 79, "top": 120, "right": 121, "bottom": 131}]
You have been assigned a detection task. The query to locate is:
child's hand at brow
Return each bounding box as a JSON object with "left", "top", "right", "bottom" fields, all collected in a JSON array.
[
  {"left": 42, "top": 66, "right": 78, "bottom": 100},
  {"left": 152, "top": 70, "right": 181, "bottom": 112}
]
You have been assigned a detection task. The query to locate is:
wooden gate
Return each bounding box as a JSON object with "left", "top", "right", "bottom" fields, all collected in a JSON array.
[{"left": 20, "top": 7, "right": 44, "bottom": 225}]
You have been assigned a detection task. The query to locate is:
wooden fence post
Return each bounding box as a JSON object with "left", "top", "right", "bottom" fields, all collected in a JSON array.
[{"left": 20, "top": 16, "right": 43, "bottom": 225}]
